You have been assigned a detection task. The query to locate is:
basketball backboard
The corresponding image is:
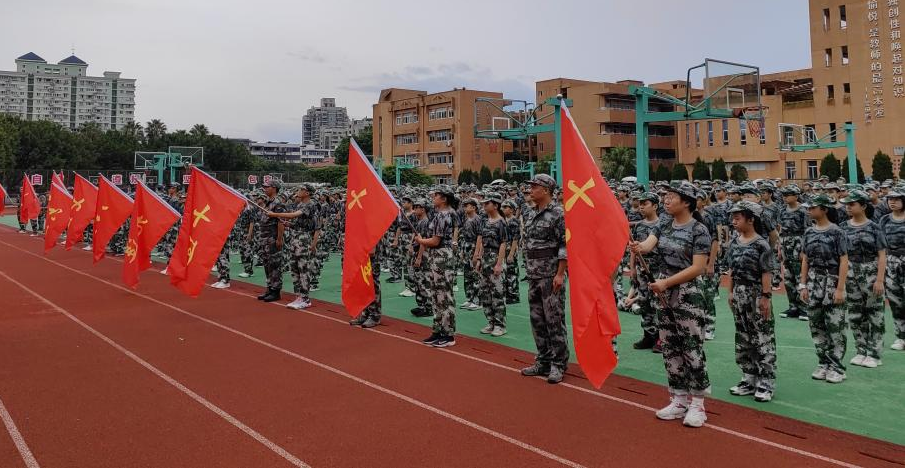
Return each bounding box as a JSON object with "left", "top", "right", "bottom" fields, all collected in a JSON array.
[
  {"left": 687, "top": 59, "right": 761, "bottom": 115},
  {"left": 168, "top": 146, "right": 204, "bottom": 167},
  {"left": 474, "top": 97, "right": 532, "bottom": 140},
  {"left": 134, "top": 151, "right": 166, "bottom": 170},
  {"left": 396, "top": 154, "right": 422, "bottom": 168},
  {"left": 778, "top": 123, "right": 818, "bottom": 151}
]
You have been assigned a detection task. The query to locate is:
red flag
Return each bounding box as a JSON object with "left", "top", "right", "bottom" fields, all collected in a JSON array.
[
  {"left": 43, "top": 182, "right": 73, "bottom": 253},
  {"left": 0, "top": 182, "right": 7, "bottom": 208},
  {"left": 560, "top": 104, "right": 629, "bottom": 388},
  {"left": 123, "top": 179, "right": 180, "bottom": 289},
  {"left": 93, "top": 175, "right": 134, "bottom": 263},
  {"left": 167, "top": 167, "right": 246, "bottom": 297},
  {"left": 341, "top": 138, "right": 399, "bottom": 317},
  {"left": 19, "top": 175, "right": 40, "bottom": 223},
  {"left": 65, "top": 174, "right": 99, "bottom": 250},
  {"left": 52, "top": 171, "right": 65, "bottom": 188}
]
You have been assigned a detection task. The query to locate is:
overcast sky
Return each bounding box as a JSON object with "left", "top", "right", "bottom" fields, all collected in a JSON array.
[{"left": 3, "top": 0, "right": 811, "bottom": 142}]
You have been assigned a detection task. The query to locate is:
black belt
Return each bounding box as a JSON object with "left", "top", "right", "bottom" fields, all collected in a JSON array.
[{"left": 526, "top": 248, "right": 558, "bottom": 260}]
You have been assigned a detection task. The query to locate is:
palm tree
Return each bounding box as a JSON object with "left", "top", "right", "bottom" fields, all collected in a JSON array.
[
  {"left": 145, "top": 119, "right": 167, "bottom": 144},
  {"left": 600, "top": 147, "right": 636, "bottom": 180},
  {"left": 190, "top": 123, "right": 210, "bottom": 138},
  {"left": 122, "top": 121, "right": 145, "bottom": 141}
]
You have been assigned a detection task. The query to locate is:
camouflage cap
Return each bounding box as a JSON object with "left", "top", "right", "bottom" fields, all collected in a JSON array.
[
  {"left": 804, "top": 193, "right": 834, "bottom": 208},
  {"left": 840, "top": 190, "right": 870, "bottom": 204},
  {"left": 666, "top": 180, "right": 697, "bottom": 199},
  {"left": 728, "top": 200, "right": 764, "bottom": 218},
  {"left": 638, "top": 192, "right": 659, "bottom": 203},
  {"left": 780, "top": 185, "right": 801, "bottom": 196},
  {"left": 462, "top": 197, "right": 478, "bottom": 207},
  {"left": 887, "top": 190, "right": 905, "bottom": 199},
  {"left": 261, "top": 178, "right": 282, "bottom": 189},
  {"left": 824, "top": 182, "right": 839, "bottom": 190},
  {"left": 738, "top": 184, "right": 760, "bottom": 196},
  {"left": 501, "top": 199, "right": 517, "bottom": 210},
  {"left": 483, "top": 192, "right": 503, "bottom": 204},
  {"left": 527, "top": 173, "right": 557, "bottom": 190},
  {"left": 412, "top": 198, "right": 428, "bottom": 208}
]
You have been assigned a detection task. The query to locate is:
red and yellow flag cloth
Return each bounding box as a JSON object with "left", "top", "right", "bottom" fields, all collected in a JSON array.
[
  {"left": 341, "top": 138, "right": 399, "bottom": 317},
  {"left": 64, "top": 174, "right": 98, "bottom": 250},
  {"left": 167, "top": 167, "right": 246, "bottom": 297},
  {"left": 51, "top": 171, "right": 65, "bottom": 188},
  {"left": 93, "top": 175, "right": 134, "bottom": 263},
  {"left": 560, "top": 104, "right": 630, "bottom": 388},
  {"left": 43, "top": 181, "right": 73, "bottom": 253},
  {"left": 0, "top": 182, "right": 7, "bottom": 207},
  {"left": 19, "top": 175, "right": 41, "bottom": 224},
  {"left": 123, "top": 179, "right": 180, "bottom": 289}
]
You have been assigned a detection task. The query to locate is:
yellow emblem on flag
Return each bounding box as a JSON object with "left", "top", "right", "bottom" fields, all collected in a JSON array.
[
  {"left": 361, "top": 260, "right": 372, "bottom": 286},
  {"left": 187, "top": 237, "right": 199, "bottom": 264},
  {"left": 565, "top": 179, "right": 595, "bottom": 211},
  {"left": 348, "top": 189, "right": 368, "bottom": 210},
  {"left": 192, "top": 204, "right": 212, "bottom": 228},
  {"left": 125, "top": 238, "right": 138, "bottom": 264}
]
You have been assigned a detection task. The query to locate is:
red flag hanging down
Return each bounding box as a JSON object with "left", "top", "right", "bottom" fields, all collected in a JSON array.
[
  {"left": 92, "top": 175, "right": 134, "bottom": 263},
  {"left": 64, "top": 174, "right": 99, "bottom": 250},
  {"left": 43, "top": 182, "right": 73, "bottom": 253},
  {"left": 341, "top": 138, "right": 399, "bottom": 317},
  {"left": 52, "top": 171, "right": 65, "bottom": 188},
  {"left": 167, "top": 167, "right": 246, "bottom": 297},
  {"left": 19, "top": 175, "right": 41, "bottom": 224},
  {"left": 0, "top": 182, "right": 7, "bottom": 207},
  {"left": 123, "top": 179, "right": 180, "bottom": 289},
  {"left": 560, "top": 104, "right": 629, "bottom": 388}
]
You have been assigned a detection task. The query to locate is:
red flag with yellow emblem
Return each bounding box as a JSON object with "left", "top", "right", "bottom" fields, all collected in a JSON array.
[
  {"left": 123, "top": 179, "right": 181, "bottom": 289},
  {"left": 93, "top": 175, "right": 134, "bottom": 263},
  {"left": 65, "top": 174, "right": 98, "bottom": 250},
  {"left": 19, "top": 175, "right": 41, "bottom": 224},
  {"left": 167, "top": 167, "right": 246, "bottom": 297},
  {"left": 43, "top": 182, "right": 73, "bottom": 253},
  {"left": 560, "top": 104, "right": 629, "bottom": 388},
  {"left": 0, "top": 182, "right": 8, "bottom": 207},
  {"left": 342, "top": 138, "right": 399, "bottom": 317}
]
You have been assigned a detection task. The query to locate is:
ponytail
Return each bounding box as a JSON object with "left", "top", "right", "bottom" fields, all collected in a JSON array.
[
  {"left": 863, "top": 202, "right": 875, "bottom": 220},
  {"left": 826, "top": 206, "right": 839, "bottom": 225}
]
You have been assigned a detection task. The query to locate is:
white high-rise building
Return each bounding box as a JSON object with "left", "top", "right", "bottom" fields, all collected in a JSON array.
[
  {"left": 0, "top": 52, "right": 136, "bottom": 131},
  {"left": 301, "top": 97, "right": 350, "bottom": 150}
]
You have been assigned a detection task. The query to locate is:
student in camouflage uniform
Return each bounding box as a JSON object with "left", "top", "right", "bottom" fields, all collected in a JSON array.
[
  {"left": 415, "top": 187, "right": 458, "bottom": 348},
  {"left": 697, "top": 190, "right": 721, "bottom": 340},
  {"left": 630, "top": 180, "right": 712, "bottom": 428},
  {"left": 519, "top": 174, "right": 569, "bottom": 385},
  {"left": 268, "top": 184, "right": 320, "bottom": 310},
  {"left": 458, "top": 199, "right": 482, "bottom": 310},
  {"left": 778, "top": 185, "right": 809, "bottom": 319},
  {"left": 841, "top": 190, "right": 887, "bottom": 368},
  {"left": 394, "top": 197, "right": 417, "bottom": 298},
  {"left": 256, "top": 180, "right": 286, "bottom": 302},
  {"left": 158, "top": 183, "right": 183, "bottom": 274},
  {"left": 308, "top": 193, "right": 328, "bottom": 292},
  {"left": 349, "top": 244, "right": 383, "bottom": 328},
  {"left": 501, "top": 200, "right": 521, "bottom": 304},
  {"left": 725, "top": 200, "right": 777, "bottom": 403},
  {"left": 474, "top": 193, "right": 508, "bottom": 337},
  {"left": 629, "top": 192, "right": 662, "bottom": 351},
  {"left": 212, "top": 243, "right": 231, "bottom": 289},
  {"left": 880, "top": 190, "right": 905, "bottom": 352},
  {"left": 410, "top": 199, "right": 433, "bottom": 318},
  {"left": 799, "top": 194, "right": 850, "bottom": 384},
  {"left": 236, "top": 201, "right": 256, "bottom": 278},
  {"left": 759, "top": 184, "right": 783, "bottom": 290}
]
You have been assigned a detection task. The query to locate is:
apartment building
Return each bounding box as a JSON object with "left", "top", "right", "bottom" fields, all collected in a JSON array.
[{"left": 302, "top": 97, "right": 351, "bottom": 150}]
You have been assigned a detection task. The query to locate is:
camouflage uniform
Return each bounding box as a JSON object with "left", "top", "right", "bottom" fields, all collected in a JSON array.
[
  {"left": 632, "top": 217, "right": 662, "bottom": 339},
  {"left": 880, "top": 213, "right": 905, "bottom": 343},
  {"left": 428, "top": 207, "right": 457, "bottom": 336},
  {"left": 397, "top": 210, "right": 417, "bottom": 293},
  {"left": 524, "top": 202, "right": 569, "bottom": 372},
  {"left": 308, "top": 201, "right": 327, "bottom": 290},
  {"left": 236, "top": 205, "right": 255, "bottom": 276},
  {"left": 503, "top": 212, "right": 521, "bottom": 303},
  {"left": 726, "top": 231, "right": 777, "bottom": 392},
  {"left": 801, "top": 223, "right": 850, "bottom": 375},
  {"left": 652, "top": 217, "right": 713, "bottom": 396},
  {"left": 459, "top": 213, "right": 481, "bottom": 305},
  {"left": 477, "top": 216, "right": 508, "bottom": 328},
  {"left": 699, "top": 204, "right": 721, "bottom": 337},
  {"left": 287, "top": 200, "right": 320, "bottom": 301},
  {"left": 260, "top": 196, "right": 286, "bottom": 292},
  {"left": 412, "top": 212, "right": 433, "bottom": 316},
  {"left": 215, "top": 243, "right": 230, "bottom": 283},
  {"left": 778, "top": 202, "right": 808, "bottom": 315},
  {"left": 355, "top": 248, "right": 383, "bottom": 322},
  {"left": 842, "top": 219, "right": 886, "bottom": 360},
  {"left": 761, "top": 200, "right": 783, "bottom": 289}
]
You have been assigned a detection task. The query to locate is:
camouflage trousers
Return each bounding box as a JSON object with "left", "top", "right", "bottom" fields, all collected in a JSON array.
[
  {"left": 160, "top": 222, "right": 180, "bottom": 259},
  {"left": 109, "top": 222, "right": 128, "bottom": 255},
  {"left": 429, "top": 247, "right": 457, "bottom": 335},
  {"left": 478, "top": 250, "right": 506, "bottom": 328},
  {"left": 781, "top": 236, "right": 804, "bottom": 311},
  {"left": 634, "top": 272, "right": 658, "bottom": 338},
  {"left": 654, "top": 276, "right": 711, "bottom": 396},
  {"left": 288, "top": 231, "right": 315, "bottom": 299},
  {"left": 390, "top": 233, "right": 414, "bottom": 283},
  {"left": 698, "top": 272, "right": 720, "bottom": 335},
  {"left": 216, "top": 244, "right": 230, "bottom": 282},
  {"left": 311, "top": 247, "right": 328, "bottom": 289},
  {"left": 358, "top": 256, "right": 382, "bottom": 322},
  {"left": 729, "top": 283, "right": 777, "bottom": 390},
  {"left": 238, "top": 237, "right": 255, "bottom": 275},
  {"left": 805, "top": 269, "right": 847, "bottom": 373},
  {"left": 527, "top": 274, "right": 569, "bottom": 370},
  {"left": 459, "top": 240, "right": 479, "bottom": 303},
  {"left": 884, "top": 254, "right": 905, "bottom": 340},
  {"left": 847, "top": 260, "right": 886, "bottom": 359},
  {"left": 412, "top": 253, "right": 433, "bottom": 315},
  {"left": 261, "top": 238, "right": 283, "bottom": 291},
  {"left": 504, "top": 251, "right": 520, "bottom": 303}
]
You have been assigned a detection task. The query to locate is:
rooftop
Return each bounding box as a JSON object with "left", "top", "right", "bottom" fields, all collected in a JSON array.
[
  {"left": 16, "top": 52, "right": 46, "bottom": 62},
  {"left": 59, "top": 55, "right": 87, "bottom": 65}
]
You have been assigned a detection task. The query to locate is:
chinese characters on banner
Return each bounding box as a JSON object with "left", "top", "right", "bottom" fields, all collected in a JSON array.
[
  {"left": 247, "top": 175, "right": 258, "bottom": 185},
  {"left": 182, "top": 174, "right": 191, "bottom": 185},
  {"left": 868, "top": 0, "right": 904, "bottom": 123},
  {"left": 110, "top": 174, "right": 123, "bottom": 185},
  {"left": 891, "top": 0, "right": 903, "bottom": 99},
  {"left": 30, "top": 174, "right": 43, "bottom": 186}
]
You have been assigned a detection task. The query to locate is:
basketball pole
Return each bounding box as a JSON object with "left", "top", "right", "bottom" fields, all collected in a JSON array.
[{"left": 845, "top": 123, "right": 857, "bottom": 184}]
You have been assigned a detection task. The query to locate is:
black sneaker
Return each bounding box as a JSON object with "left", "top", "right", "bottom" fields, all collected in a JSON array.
[
  {"left": 349, "top": 316, "right": 366, "bottom": 326},
  {"left": 729, "top": 381, "right": 756, "bottom": 396},
  {"left": 413, "top": 308, "right": 432, "bottom": 318},
  {"left": 520, "top": 363, "right": 551, "bottom": 376},
  {"left": 257, "top": 289, "right": 271, "bottom": 300},
  {"left": 433, "top": 335, "right": 456, "bottom": 348},
  {"left": 386, "top": 277, "right": 401, "bottom": 283},
  {"left": 422, "top": 333, "right": 441, "bottom": 345},
  {"left": 633, "top": 334, "right": 657, "bottom": 350},
  {"left": 506, "top": 298, "right": 520, "bottom": 305},
  {"left": 780, "top": 308, "right": 800, "bottom": 319},
  {"left": 262, "top": 291, "right": 281, "bottom": 302}
]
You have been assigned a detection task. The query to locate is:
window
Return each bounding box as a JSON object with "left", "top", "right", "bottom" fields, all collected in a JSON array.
[
  {"left": 786, "top": 161, "right": 797, "bottom": 180},
  {"left": 740, "top": 121, "right": 747, "bottom": 145},
  {"left": 825, "top": 48, "right": 833, "bottom": 67},
  {"left": 685, "top": 123, "right": 690, "bottom": 147},
  {"left": 394, "top": 110, "right": 418, "bottom": 125},
  {"left": 428, "top": 106, "right": 454, "bottom": 120},
  {"left": 707, "top": 121, "right": 714, "bottom": 146},
  {"left": 694, "top": 122, "right": 700, "bottom": 147},
  {"left": 428, "top": 129, "right": 452, "bottom": 142},
  {"left": 722, "top": 119, "right": 729, "bottom": 145},
  {"left": 843, "top": 82, "right": 851, "bottom": 94},
  {"left": 841, "top": 46, "right": 849, "bottom": 65},
  {"left": 807, "top": 160, "right": 818, "bottom": 180},
  {"left": 827, "top": 84, "right": 835, "bottom": 99},
  {"left": 427, "top": 152, "right": 452, "bottom": 165},
  {"left": 760, "top": 126, "right": 766, "bottom": 145},
  {"left": 839, "top": 5, "right": 847, "bottom": 29},
  {"left": 395, "top": 133, "right": 417, "bottom": 145},
  {"left": 829, "top": 123, "right": 837, "bottom": 142}
]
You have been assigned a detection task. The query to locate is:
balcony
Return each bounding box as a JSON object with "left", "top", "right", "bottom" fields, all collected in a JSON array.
[{"left": 596, "top": 108, "right": 636, "bottom": 123}]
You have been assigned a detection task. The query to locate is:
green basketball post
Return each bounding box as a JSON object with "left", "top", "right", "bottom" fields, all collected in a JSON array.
[
  {"left": 782, "top": 123, "right": 857, "bottom": 183},
  {"left": 845, "top": 123, "right": 857, "bottom": 184},
  {"left": 554, "top": 98, "right": 563, "bottom": 186},
  {"left": 635, "top": 92, "right": 650, "bottom": 188}
]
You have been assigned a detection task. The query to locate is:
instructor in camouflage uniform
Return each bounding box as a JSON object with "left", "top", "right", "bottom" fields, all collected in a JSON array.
[{"left": 257, "top": 179, "right": 286, "bottom": 302}]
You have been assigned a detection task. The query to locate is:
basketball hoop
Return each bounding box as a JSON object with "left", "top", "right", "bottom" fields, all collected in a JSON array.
[{"left": 739, "top": 106, "right": 768, "bottom": 138}]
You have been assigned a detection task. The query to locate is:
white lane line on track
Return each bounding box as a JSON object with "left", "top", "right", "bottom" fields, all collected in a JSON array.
[
  {"left": 0, "top": 243, "right": 582, "bottom": 468},
  {"left": 0, "top": 235, "right": 861, "bottom": 468},
  {"left": 0, "top": 270, "right": 309, "bottom": 469},
  {"left": 0, "top": 395, "right": 38, "bottom": 468}
]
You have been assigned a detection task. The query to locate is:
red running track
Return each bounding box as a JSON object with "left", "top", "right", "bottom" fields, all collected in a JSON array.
[{"left": 0, "top": 226, "right": 903, "bottom": 467}]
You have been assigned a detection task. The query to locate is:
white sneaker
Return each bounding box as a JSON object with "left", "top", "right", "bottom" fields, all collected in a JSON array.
[
  {"left": 892, "top": 339, "right": 905, "bottom": 351},
  {"left": 480, "top": 324, "right": 494, "bottom": 334},
  {"left": 211, "top": 265, "right": 218, "bottom": 272},
  {"left": 453, "top": 285, "right": 459, "bottom": 292},
  {"left": 811, "top": 366, "right": 827, "bottom": 380},
  {"left": 683, "top": 398, "right": 707, "bottom": 428},
  {"left": 310, "top": 286, "right": 320, "bottom": 292},
  {"left": 399, "top": 288, "right": 415, "bottom": 297},
  {"left": 491, "top": 326, "right": 507, "bottom": 337},
  {"left": 238, "top": 272, "right": 251, "bottom": 278},
  {"left": 82, "top": 245, "right": 93, "bottom": 251},
  {"left": 825, "top": 370, "right": 846, "bottom": 383},
  {"left": 861, "top": 356, "right": 881, "bottom": 368},
  {"left": 850, "top": 354, "right": 866, "bottom": 366},
  {"left": 380, "top": 267, "right": 390, "bottom": 273},
  {"left": 459, "top": 300, "right": 471, "bottom": 308},
  {"left": 160, "top": 267, "right": 168, "bottom": 275},
  {"left": 704, "top": 331, "right": 715, "bottom": 340},
  {"left": 286, "top": 298, "right": 303, "bottom": 310},
  {"left": 655, "top": 395, "right": 689, "bottom": 421},
  {"left": 211, "top": 281, "right": 230, "bottom": 289},
  {"left": 17, "top": 229, "right": 25, "bottom": 234},
  {"left": 298, "top": 299, "right": 311, "bottom": 309}
]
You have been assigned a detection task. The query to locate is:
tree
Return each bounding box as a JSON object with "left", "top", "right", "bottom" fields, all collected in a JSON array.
[
  {"left": 819, "top": 153, "right": 842, "bottom": 181},
  {"left": 189, "top": 124, "right": 210, "bottom": 138},
  {"left": 600, "top": 147, "right": 636, "bottom": 180},
  {"left": 711, "top": 158, "right": 728, "bottom": 181},
  {"left": 491, "top": 168, "right": 504, "bottom": 181},
  {"left": 691, "top": 157, "right": 711, "bottom": 180},
  {"left": 457, "top": 169, "right": 475, "bottom": 185},
  {"left": 308, "top": 165, "right": 348, "bottom": 186},
  {"left": 671, "top": 163, "right": 689, "bottom": 181},
  {"left": 332, "top": 126, "right": 372, "bottom": 165},
  {"left": 380, "top": 165, "right": 433, "bottom": 186},
  {"left": 145, "top": 119, "right": 167, "bottom": 148},
  {"left": 872, "top": 150, "right": 894, "bottom": 182},
  {"left": 653, "top": 164, "right": 671, "bottom": 182},
  {"left": 841, "top": 156, "right": 866, "bottom": 183},
  {"left": 729, "top": 164, "right": 749, "bottom": 183},
  {"left": 478, "top": 165, "right": 493, "bottom": 186}
]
